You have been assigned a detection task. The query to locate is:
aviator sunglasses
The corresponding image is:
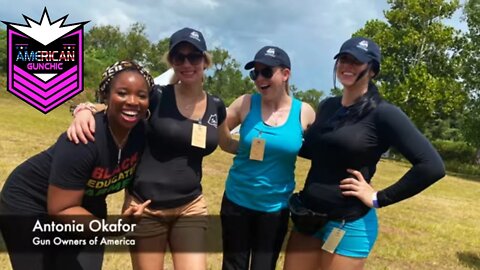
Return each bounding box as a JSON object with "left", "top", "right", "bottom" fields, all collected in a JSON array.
[
  {"left": 171, "top": 51, "right": 204, "bottom": 65},
  {"left": 249, "top": 67, "right": 276, "bottom": 80}
]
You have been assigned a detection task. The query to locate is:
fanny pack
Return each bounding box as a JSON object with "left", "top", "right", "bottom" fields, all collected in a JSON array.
[{"left": 288, "top": 192, "right": 329, "bottom": 235}]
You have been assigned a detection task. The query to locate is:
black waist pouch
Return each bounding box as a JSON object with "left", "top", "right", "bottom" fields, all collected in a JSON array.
[{"left": 288, "top": 193, "right": 329, "bottom": 235}]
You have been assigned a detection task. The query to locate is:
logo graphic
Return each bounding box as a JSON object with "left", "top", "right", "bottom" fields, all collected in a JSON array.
[
  {"left": 189, "top": 31, "right": 200, "bottom": 42},
  {"left": 265, "top": 48, "right": 276, "bottom": 57},
  {"left": 2, "top": 8, "right": 88, "bottom": 113},
  {"left": 357, "top": 40, "right": 369, "bottom": 52},
  {"left": 207, "top": 114, "right": 218, "bottom": 128}
]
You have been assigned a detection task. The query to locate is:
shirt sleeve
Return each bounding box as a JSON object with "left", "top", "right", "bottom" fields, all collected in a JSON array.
[
  {"left": 376, "top": 103, "right": 445, "bottom": 207},
  {"left": 298, "top": 98, "right": 331, "bottom": 159},
  {"left": 49, "top": 133, "right": 97, "bottom": 190},
  {"left": 213, "top": 95, "right": 227, "bottom": 126}
]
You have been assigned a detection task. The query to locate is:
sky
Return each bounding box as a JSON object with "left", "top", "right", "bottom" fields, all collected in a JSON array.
[{"left": 0, "top": 0, "right": 468, "bottom": 94}]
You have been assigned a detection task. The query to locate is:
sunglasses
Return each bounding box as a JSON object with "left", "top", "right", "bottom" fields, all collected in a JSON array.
[
  {"left": 249, "top": 67, "right": 275, "bottom": 80},
  {"left": 171, "top": 52, "right": 204, "bottom": 66}
]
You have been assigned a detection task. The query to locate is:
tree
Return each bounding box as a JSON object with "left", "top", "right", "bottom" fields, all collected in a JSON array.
[
  {"left": 85, "top": 25, "right": 124, "bottom": 64},
  {"left": 329, "top": 87, "right": 343, "bottom": 97},
  {"left": 118, "top": 23, "right": 150, "bottom": 64},
  {"left": 83, "top": 25, "right": 123, "bottom": 91},
  {"left": 293, "top": 88, "right": 324, "bottom": 108},
  {"left": 354, "top": 0, "right": 466, "bottom": 130},
  {"left": 460, "top": 0, "right": 480, "bottom": 162},
  {"left": 461, "top": 0, "right": 480, "bottom": 97},
  {"left": 205, "top": 47, "right": 254, "bottom": 105},
  {"left": 0, "top": 27, "right": 6, "bottom": 75},
  {"left": 145, "top": 38, "right": 169, "bottom": 77}
]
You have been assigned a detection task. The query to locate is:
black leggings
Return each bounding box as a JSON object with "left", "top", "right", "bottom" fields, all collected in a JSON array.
[{"left": 220, "top": 194, "right": 289, "bottom": 270}]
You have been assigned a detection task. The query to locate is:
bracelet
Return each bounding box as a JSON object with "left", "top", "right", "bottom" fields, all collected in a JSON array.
[
  {"left": 372, "top": 192, "right": 380, "bottom": 208},
  {"left": 72, "top": 102, "right": 97, "bottom": 117}
]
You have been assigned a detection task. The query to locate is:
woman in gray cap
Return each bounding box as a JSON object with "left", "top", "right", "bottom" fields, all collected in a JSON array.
[
  {"left": 283, "top": 37, "right": 445, "bottom": 270},
  {"left": 221, "top": 46, "right": 315, "bottom": 270},
  {"left": 67, "top": 27, "right": 237, "bottom": 270}
]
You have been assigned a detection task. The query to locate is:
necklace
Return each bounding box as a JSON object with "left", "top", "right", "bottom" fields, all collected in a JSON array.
[
  {"left": 268, "top": 109, "right": 286, "bottom": 126},
  {"left": 108, "top": 126, "right": 130, "bottom": 165}
]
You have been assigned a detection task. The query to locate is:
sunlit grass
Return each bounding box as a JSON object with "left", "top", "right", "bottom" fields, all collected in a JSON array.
[{"left": 0, "top": 94, "right": 479, "bottom": 269}]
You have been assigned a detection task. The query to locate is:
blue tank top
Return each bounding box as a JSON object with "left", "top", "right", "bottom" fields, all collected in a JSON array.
[{"left": 225, "top": 94, "right": 303, "bottom": 212}]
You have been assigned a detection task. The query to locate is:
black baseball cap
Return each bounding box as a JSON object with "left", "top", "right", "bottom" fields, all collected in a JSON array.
[
  {"left": 244, "top": 46, "right": 291, "bottom": 70},
  {"left": 169, "top": 27, "right": 207, "bottom": 52},
  {"left": 334, "top": 37, "right": 381, "bottom": 64}
]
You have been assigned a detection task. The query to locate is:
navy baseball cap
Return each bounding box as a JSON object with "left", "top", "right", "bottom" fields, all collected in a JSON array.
[
  {"left": 169, "top": 27, "right": 207, "bottom": 52},
  {"left": 244, "top": 46, "right": 291, "bottom": 70},
  {"left": 334, "top": 37, "right": 381, "bottom": 64}
]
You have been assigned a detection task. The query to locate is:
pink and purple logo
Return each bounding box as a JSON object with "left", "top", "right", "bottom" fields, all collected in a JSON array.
[{"left": 2, "top": 8, "right": 88, "bottom": 113}]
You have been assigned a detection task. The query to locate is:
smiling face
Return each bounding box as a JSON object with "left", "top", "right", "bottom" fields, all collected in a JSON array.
[
  {"left": 106, "top": 70, "right": 149, "bottom": 132},
  {"left": 169, "top": 42, "right": 206, "bottom": 85},
  {"left": 336, "top": 54, "right": 374, "bottom": 88},
  {"left": 252, "top": 63, "right": 290, "bottom": 100}
]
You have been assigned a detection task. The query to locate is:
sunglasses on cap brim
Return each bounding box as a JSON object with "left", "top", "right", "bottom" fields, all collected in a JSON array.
[{"left": 171, "top": 52, "right": 204, "bottom": 65}]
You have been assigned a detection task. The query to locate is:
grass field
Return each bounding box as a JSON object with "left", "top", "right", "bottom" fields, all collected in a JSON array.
[{"left": 0, "top": 93, "right": 479, "bottom": 270}]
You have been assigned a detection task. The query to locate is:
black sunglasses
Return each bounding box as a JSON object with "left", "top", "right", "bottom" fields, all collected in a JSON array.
[
  {"left": 171, "top": 52, "right": 204, "bottom": 66},
  {"left": 249, "top": 67, "right": 275, "bottom": 80}
]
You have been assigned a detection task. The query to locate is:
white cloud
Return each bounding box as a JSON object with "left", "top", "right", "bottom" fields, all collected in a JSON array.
[{"left": 0, "top": 0, "right": 466, "bottom": 93}]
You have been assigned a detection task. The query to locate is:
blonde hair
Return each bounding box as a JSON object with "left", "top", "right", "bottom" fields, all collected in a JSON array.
[{"left": 162, "top": 50, "right": 213, "bottom": 85}]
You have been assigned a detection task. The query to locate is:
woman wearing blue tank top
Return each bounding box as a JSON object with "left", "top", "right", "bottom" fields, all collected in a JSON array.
[{"left": 220, "top": 46, "right": 316, "bottom": 270}]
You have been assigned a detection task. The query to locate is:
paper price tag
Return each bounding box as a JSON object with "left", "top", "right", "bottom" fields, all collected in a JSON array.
[
  {"left": 322, "top": 228, "right": 345, "bottom": 253},
  {"left": 249, "top": 138, "right": 265, "bottom": 161},
  {"left": 191, "top": 123, "right": 207, "bottom": 149}
]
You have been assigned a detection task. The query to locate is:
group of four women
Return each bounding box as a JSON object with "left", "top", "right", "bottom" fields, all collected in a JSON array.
[{"left": 0, "top": 26, "right": 445, "bottom": 270}]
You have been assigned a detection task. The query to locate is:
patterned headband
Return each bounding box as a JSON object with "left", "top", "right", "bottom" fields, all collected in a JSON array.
[{"left": 97, "top": 60, "right": 155, "bottom": 102}]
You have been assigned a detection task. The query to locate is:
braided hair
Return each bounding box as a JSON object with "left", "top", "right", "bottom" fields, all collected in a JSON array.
[{"left": 96, "top": 60, "right": 155, "bottom": 103}]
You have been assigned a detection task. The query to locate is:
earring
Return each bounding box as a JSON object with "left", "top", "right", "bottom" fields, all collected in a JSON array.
[{"left": 145, "top": 109, "right": 151, "bottom": 120}]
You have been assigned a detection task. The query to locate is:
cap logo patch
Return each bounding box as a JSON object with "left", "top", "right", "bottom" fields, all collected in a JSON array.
[
  {"left": 356, "top": 40, "right": 369, "bottom": 52},
  {"left": 265, "top": 48, "right": 276, "bottom": 58},
  {"left": 189, "top": 31, "right": 201, "bottom": 42}
]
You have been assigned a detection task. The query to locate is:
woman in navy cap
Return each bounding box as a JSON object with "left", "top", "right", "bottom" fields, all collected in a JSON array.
[
  {"left": 67, "top": 27, "right": 236, "bottom": 270},
  {"left": 283, "top": 37, "right": 445, "bottom": 270},
  {"left": 221, "top": 46, "right": 315, "bottom": 270}
]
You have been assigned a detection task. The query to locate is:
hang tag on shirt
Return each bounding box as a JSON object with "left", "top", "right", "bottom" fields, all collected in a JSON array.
[
  {"left": 191, "top": 123, "right": 207, "bottom": 149},
  {"left": 249, "top": 138, "right": 265, "bottom": 161},
  {"left": 322, "top": 227, "right": 345, "bottom": 253}
]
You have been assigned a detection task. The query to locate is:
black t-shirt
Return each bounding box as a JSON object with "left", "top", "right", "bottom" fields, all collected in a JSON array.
[
  {"left": 131, "top": 84, "right": 226, "bottom": 209},
  {"left": 0, "top": 114, "right": 145, "bottom": 218},
  {"left": 300, "top": 92, "right": 445, "bottom": 220}
]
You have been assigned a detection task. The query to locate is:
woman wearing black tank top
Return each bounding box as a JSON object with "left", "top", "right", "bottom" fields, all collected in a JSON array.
[
  {"left": 67, "top": 28, "right": 237, "bottom": 270},
  {"left": 284, "top": 37, "right": 445, "bottom": 270}
]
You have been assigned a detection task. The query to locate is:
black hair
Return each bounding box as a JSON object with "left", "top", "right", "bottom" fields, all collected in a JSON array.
[{"left": 328, "top": 60, "right": 383, "bottom": 130}]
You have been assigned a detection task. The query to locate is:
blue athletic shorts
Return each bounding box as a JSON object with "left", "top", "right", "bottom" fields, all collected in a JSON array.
[{"left": 313, "top": 208, "right": 378, "bottom": 258}]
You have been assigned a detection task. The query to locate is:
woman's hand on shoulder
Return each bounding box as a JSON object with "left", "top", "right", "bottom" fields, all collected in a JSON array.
[{"left": 67, "top": 109, "right": 97, "bottom": 144}]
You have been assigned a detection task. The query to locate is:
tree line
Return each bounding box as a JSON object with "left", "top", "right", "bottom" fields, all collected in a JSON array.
[{"left": 0, "top": 0, "right": 479, "bottom": 170}]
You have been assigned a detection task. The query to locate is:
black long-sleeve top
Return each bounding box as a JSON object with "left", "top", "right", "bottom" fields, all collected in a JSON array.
[{"left": 300, "top": 93, "right": 445, "bottom": 221}]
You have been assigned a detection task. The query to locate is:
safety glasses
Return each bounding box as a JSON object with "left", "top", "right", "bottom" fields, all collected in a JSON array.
[
  {"left": 249, "top": 67, "right": 275, "bottom": 80},
  {"left": 171, "top": 52, "right": 204, "bottom": 66}
]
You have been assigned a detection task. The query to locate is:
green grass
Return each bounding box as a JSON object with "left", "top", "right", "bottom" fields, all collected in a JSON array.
[{"left": 0, "top": 93, "right": 479, "bottom": 270}]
